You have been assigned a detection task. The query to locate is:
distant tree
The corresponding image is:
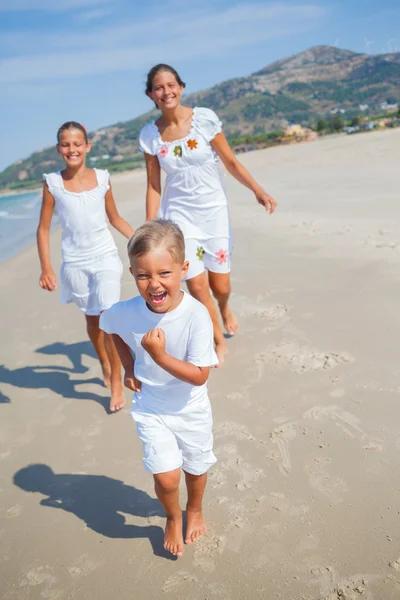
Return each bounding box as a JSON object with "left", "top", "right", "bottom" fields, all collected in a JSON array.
[
  {"left": 316, "top": 118, "right": 327, "bottom": 132},
  {"left": 253, "top": 124, "right": 265, "bottom": 135},
  {"left": 327, "top": 115, "right": 345, "bottom": 132},
  {"left": 350, "top": 115, "right": 362, "bottom": 127}
]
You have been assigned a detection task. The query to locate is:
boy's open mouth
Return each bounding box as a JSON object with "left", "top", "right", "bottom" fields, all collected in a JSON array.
[{"left": 149, "top": 291, "right": 167, "bottom": 305}]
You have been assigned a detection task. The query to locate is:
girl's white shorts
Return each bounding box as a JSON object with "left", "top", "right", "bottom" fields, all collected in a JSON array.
[
  {"left": 60, "top": 251, "right": 123, "bottom": 316},
  {"left": 131, "top": 394, "right": 217, "bottom": 476}
]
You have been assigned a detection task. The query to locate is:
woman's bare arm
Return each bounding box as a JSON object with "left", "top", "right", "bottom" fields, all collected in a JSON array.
[
  {"left": 105, "top": 182, "right": 134, "bottom": 239},
  {"left": 144, "top": 153, "right": 162, "bottom": 220},
  {"left": 211, "top": 132, "right": 277, "bottom": 214}
]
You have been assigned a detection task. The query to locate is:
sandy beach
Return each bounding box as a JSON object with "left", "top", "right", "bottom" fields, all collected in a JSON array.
[{"left": 1, "top": 129, "right": 400, "bottom": 599}]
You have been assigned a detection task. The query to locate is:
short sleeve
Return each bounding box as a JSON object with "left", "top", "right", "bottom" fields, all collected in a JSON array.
[
  {"left": 95, "top": 168, "right": 110, "bottom": 191},
  {"left": 99, "top": 306, "right": 115, "bottom": 334},
  {"left": 195, "top": 107, "right": 222, "bottom": 143},
  {"left": 138, "top": 123, "right": 158, "bottom": 155},
  {"left": 43, "top": 172, "right": 60, "bottom": 196},
  {"left": 187, "top": 304, "right": 219, "bottom": 367}
]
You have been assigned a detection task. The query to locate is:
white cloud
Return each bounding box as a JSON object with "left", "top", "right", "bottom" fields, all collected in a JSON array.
[{"left": 0, "top": 2, "right": 326, "bottom": 83}]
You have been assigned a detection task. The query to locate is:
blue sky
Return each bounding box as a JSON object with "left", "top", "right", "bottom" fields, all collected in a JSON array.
[{"left": 1, "top": 0, "right": 399, "bottom": 170}]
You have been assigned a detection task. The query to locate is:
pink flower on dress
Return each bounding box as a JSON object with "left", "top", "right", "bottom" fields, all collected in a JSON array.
[
  {"left": 159, "top": 145, "right": 168, "bottom": 158},
  {"left": 215, "top": 249, "right": 229, "bottom": 264}
]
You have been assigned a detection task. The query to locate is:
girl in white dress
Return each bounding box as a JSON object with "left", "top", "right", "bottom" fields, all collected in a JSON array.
[
  {"left": 139, "top": 65, "right": 277, "bottom": 365},
  {"left": 37, "top": 121, "right": 134, "bottom": 412}
]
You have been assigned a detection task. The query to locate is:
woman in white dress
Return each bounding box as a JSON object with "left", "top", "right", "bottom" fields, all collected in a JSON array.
[{"left": 139, "top": 65, "right": 277, "bottom": 365}]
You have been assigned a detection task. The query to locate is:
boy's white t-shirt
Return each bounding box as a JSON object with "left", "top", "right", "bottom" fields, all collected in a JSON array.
[{"left": 100, "top": 291, "right": 218, "bottom": 410}]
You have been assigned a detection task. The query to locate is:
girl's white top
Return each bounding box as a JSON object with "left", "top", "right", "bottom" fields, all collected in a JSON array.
[
  {"left": 139, "top": 107, "right": 227, "bottom": 239},
  {"left": 43, "top": 168, "right": 117, "bottom": 264}
]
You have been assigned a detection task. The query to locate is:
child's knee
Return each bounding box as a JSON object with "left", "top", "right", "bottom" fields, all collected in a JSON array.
[
  {"left": 154, "top": 469, "right": 180, "bottom": 493},
  {"left": 187, "top": 276, "right": 210, "bottom": 303},
  {"left": 211, "top": 282, "right": 230, "bottom": 300}
]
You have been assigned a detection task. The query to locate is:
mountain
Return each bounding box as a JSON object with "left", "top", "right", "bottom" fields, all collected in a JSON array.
[{"left": 2, "top": 45, "right": 400, "bottom": 191}]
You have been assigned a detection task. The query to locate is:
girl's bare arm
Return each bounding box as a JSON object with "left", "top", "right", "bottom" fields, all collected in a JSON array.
[
  {"left": 37, "top": 183, "right": 57, "bottom": 291},
  {"left": 144, "top": 154, "right": 162, "bottom": 220},
  {"left": 105, "top": 182, "right": 135, "bottom": 239},
  {"left": 211, "top": 132, "right": 277, "bottom": 214},
  {"left": 111, "top": 333, "right": 141, "bottom": 392}
]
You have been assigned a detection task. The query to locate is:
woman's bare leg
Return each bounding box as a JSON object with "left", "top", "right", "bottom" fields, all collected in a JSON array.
[
  {"left": 186, "top": 272, "right": 227, "bottom": 366},
  {"left": 208, "top": 271, "right": 238, "bottom": 336}
]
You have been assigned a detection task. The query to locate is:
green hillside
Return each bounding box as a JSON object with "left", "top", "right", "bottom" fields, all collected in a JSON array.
[{"left": 1, "top": 45, "right": 400, "bottom": 191}]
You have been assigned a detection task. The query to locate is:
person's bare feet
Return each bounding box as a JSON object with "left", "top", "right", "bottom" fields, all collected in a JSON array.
[
  {"left": 221, "top": 306, "right": 239, "bottom": 336},
  {"left": 214, "top": 338, "right": 228, "bottom": 367},
  {"left": 109, "top": 390, "right": 125, "bottom": 412},
  {"left": 164, "top": 516, "right": 184, "bottom": 557},
  {"left": 185, "top": 508, "right": 207, "bottom": 544}
]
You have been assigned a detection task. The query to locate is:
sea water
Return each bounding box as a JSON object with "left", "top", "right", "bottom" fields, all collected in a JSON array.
[{"left": 0, "top": 190, "right": 58, "bottom": 262}]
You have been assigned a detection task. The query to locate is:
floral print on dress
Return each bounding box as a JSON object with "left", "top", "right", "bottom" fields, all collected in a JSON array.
[
  {"left": 215, "top": 249, "right": 228, "bottom": 264},
  {"left": 159, "top": 145, "right": 168, "bottom": 158},
  {"left": 173, "top": 145, "right": 183, "bottom": 157},
  {"left": 196, "top": 246, "right": 205, "bottom": 261},
  {"left": 187, "top": 139, "right": 198, "bottom": 150}
]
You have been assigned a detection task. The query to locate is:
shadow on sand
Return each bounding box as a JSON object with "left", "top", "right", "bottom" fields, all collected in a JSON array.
[
  {"left": 35, "top": 341, "right": 97, "bottom": 374},
  {"left": 0, "top": 390, "right": 11, "bottom": 403},
  {"left": 13, "top": 464, "right": 173, "bottom": 559},
  {"left": 0, "top": 340, "right": 110, "bottom": 412}
]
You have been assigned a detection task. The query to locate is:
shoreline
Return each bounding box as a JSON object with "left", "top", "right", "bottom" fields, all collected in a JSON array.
[{"left": 0, "top": 186, "right": 42, "bottom": 198}]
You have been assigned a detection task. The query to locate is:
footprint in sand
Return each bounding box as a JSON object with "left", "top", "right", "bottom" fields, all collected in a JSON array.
[
  {"left": 268, "top": 492, "right": 310, "bottom": 518},
  {"left": 209, "top": 445, "right": 263, "bottom": 491},
  {"left": 255, "top": 342, "right": 353, "bottom": 374},
  {"left": 303, "top": 404, "right": 367, "bottom": 439},
  {"left": 252, "top": 304, "right": 291, "bottom": 331},
  {"left": 304, "top": 457, "right": 348, "bottom": 504},
  {"left": 214, "top": 421, "right": 256, "bottom": 442},
  {"left": 193, "top": 533, "right": 227, "bottom": 572},
  {"left": 162, "top": 571, "right": 198, "bottom": 593},
  {"left": 68, "top": 555, "right": 102, "bottom": 578},
  {"left": 270, "top": 422, "right": 297, "bottom": 475},
  {"left": 310, "top": 565, "right": 374, "bottom": 599},
  {"left": 19, "top": 565, "right": 59, "bottom": 596},
  {"left": 7, "top": 505, "right": 22, "bottom": 519}
]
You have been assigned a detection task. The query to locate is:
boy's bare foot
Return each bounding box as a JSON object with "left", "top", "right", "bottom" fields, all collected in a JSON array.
[
  {"left": 109, "top": 390, "right": 125, "bottom": 413},
  {"left": 221, "top": 306, "right": 239, "bottom": 336},
  {"left": 164, "top": 516, "right": 184, "bottom": 557},
  {"left": 185, "top": 508, "right": 207, "bottom": 544},
  {"left": 215, "top": 340, "right": 228, "bottom": 367}
]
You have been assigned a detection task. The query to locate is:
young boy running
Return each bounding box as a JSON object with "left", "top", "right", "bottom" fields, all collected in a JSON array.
[{"left": 100, "top": 219, "right": 217, "bottom": 557}]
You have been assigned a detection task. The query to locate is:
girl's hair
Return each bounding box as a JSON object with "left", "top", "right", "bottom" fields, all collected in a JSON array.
[
  {"left": 145, "top": 64, "right": 185, "bottom": 95},
  {"left": 57, "top": 121, "right": 88, "bottom": 144},
  {"left": 127, "top": 219, "right": 185, "bottom": 265}
]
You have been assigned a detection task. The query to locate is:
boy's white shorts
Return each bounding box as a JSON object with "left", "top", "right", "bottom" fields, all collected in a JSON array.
[{"left": 131, "top": 395, "right": 217, "bottom": 476}]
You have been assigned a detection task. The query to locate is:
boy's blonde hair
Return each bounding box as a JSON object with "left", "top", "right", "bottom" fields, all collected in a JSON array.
[{"left": 127, "top": 219, "right": 185, "bottom": 265}]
